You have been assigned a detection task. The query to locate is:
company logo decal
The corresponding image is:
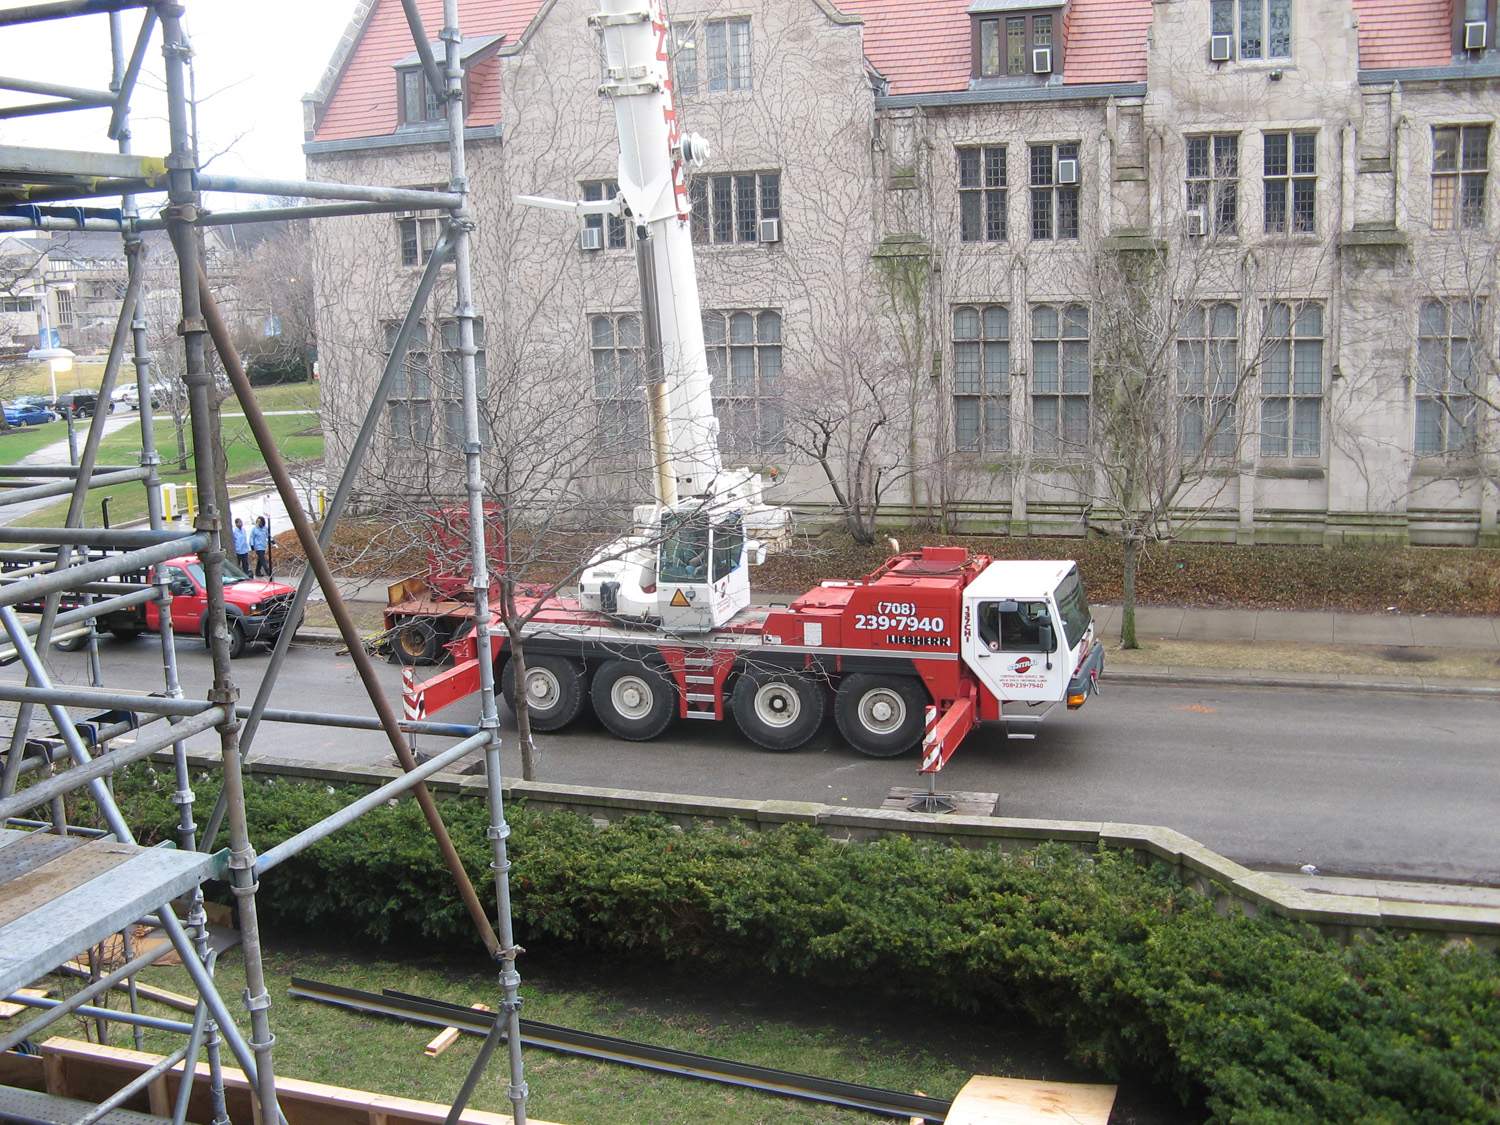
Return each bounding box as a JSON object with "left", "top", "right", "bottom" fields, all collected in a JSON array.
[{"left": 1011, "top": 656, "right": 1033, "bottom": 674}]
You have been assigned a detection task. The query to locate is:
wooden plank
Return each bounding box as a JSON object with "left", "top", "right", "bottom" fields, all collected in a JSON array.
[
  {"left": 0, "top": 986, "right": 52, "bottom": 1018},
  {"left": 0, "top": 841, "right": 136, "bottom": 929},
  {"left": 39, "top": 1039, "right": 558, "bottom": 1125},
  {"left": 882, "top": 788, "right": 999, "bottom": 817},
  {"left": 943, "top": 1075, "right": 1117, "bottom": 1125},
  {"left": 424, "top": 1004, "right": 490, "bottom": 1057}
]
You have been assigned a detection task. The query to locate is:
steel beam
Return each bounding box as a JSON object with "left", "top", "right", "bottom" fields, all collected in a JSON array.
[
  {"left": 254, "top": 732, "right": 487, "bottom": 874},
  {"left": 107, "top": 6, "right": 155, "bottom": 141},
  {"left": 0, "top": 143, "right": 166, "bottom": 182},
  {"left": 200, "top": 229, "right": 454, "bottom": 837},
  {"left": 0, "top": 705, "right": 225, "bottom": 823},
  {"left": 0, "top": 535, "right": 205, "bottom": 609},
  {"left": 199, "top": 268, "right": 500, "bottom": 958},
  {"left": 399, "top": 0, "right": 449, "bottom": 111},
  {"left": 0, "top": 467, "right": 149, "bottom": 507},
  {"left": 0, "top": 0, "right": 149, "bottom": 26},
  {"left": 0, "top": 74, "right": 115, "bottom": 101},
  {"left": 0, "top": 526, "right": 195, "bottom": 546},
  {"left": 0, "top": 97, "right": 114, "bottom": 120},
  {"left": 194, "top": 174, "right": 460, "bottom": 209}
]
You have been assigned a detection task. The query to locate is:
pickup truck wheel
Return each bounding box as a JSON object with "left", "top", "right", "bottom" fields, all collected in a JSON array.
[
  {"left": 591, "top": 659, "right": 675, "bottom": 741},
  {"left": 501, "top": 655, "right": 586, "bottom": 732},
  {"left": 731, "top": 667, "right": 825, "bottom": 751},
  {"left": 53, "top": 630, "right": 91, "bottom": 653},
  {"left": 834, "top": 674, "right": 927, "bottom": 758},
  {"left": 205, "top": 619, "right": 246, "bottom": 659},
  {"left": 392, "top": 619, "right": 440, "bottom": 665}
]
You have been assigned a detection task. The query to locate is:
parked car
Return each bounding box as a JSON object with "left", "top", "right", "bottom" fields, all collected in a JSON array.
[
  {"left": 3, "top": 402, "right": 58, "bottom": 426},
  {"left": 111, "top": 382, "right": 163, "bottom": 411},
  {"left": 54, "top": 390, "right": 112, "bottom": 418},
  {"left": 13, "top": 395, "right": 56, "bottom": 413}
]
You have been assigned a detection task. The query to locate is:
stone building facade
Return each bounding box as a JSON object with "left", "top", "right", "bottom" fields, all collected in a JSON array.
[{"left": 304, "top": 0, "right": 1500, "bottom": 546}]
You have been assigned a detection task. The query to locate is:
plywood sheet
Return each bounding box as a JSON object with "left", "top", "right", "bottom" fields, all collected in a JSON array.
[{"left": 944, "top": 1075, "right": 1117, "bottom": 1125}]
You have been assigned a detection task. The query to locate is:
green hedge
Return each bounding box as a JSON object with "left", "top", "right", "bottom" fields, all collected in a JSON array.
[{"left": 88, "top": 770, "right": 1500, "bottom": 1121}]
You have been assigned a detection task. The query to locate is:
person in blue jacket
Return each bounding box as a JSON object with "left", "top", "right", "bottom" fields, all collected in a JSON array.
[
  {"left": 231, "top": 518, "right": 250, "bottom": 573},
  {"left": 250, "top": 516, "right": 271, "bottom": 577}
]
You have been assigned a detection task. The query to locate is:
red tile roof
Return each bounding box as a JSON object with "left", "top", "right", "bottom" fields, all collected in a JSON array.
[
  {"left": 1061, "top": 0, "right": 1152, "bottom": 85},
  {"left": 314, "top": 0, "right": 540, "bottom": 142},
  {"left": 313, "top": 0, "right": 1462, "bottom": 142},
  {"left": 1352, "top": 0, "right": 1453, "bottom": 70},
  {"left": 835, "top": 0, "right": 1151, "bottom": 94}
]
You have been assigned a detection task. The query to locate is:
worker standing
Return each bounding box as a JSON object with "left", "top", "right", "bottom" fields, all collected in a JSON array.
[
  {"left": 231, "top": 518, "right": 250, "bottom": 574},
  {"left": 251, "top": 516, "right": 271, "bottom": 578}
]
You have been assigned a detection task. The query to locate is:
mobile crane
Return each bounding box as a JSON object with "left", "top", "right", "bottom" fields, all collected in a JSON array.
[{"left": 397, "top": 0, "right": 1104, "bottom": 794}]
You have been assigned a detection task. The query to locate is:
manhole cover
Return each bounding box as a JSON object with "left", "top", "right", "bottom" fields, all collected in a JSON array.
[{"left": 1380, "top": 646, "right": 1438, "bottom": 664}]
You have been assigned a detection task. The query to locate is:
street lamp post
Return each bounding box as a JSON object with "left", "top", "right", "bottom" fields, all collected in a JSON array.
[{"left": 25, "top": 287, "right": 75, "bottom": 410}]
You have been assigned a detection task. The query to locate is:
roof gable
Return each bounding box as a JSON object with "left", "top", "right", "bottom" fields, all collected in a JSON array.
[{"left": 311, "top": 0, "right": 542, "bottom": 144}]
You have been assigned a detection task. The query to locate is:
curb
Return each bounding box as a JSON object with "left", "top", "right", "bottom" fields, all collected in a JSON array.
[{"left": 1104, "top": 668, "right": 1500, "bottom": 698}]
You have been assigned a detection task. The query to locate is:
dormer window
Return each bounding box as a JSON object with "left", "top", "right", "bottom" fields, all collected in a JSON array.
[
  {"left": 392, "top": 34, "right": 502, "bottom": 129},
  {"left": 1457, "top": 0, "right": 1495, "bottom": 54},
  {"left": 971, "top": 1, "right": 1063, "bottom": 81}
]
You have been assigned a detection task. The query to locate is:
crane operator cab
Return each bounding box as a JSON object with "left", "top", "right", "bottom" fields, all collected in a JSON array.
[{"left": 657, "top": 509, "right": 762, "bottom": 632}]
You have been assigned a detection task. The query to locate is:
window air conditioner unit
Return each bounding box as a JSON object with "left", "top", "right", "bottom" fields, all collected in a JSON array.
[
  {"left": 1464, "top": 20, "right": 1488, "bottom": 50},
  {"left": 1209, "top": 34, "right": 1233, "bottom": 62},
  {"left": 1056, "top": 158, "right": 1079, "bottom": 185},
  {"left": 579, "top": 226, "right": 604, "bottom": 251},
  {"left": 758, "top": 217, "right": 781, "bottom": 243},
  {"left": 1185, "top": 209, "right": 1208, "bottom": 237},
  {"left": 1032, "top": 46, "right": 1053, "bottom": 74}
]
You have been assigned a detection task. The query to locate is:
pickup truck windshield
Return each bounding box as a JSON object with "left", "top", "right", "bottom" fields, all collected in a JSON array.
[
  {"left": 1053, "top": 569, "right": 1091, "bottom": 649},
  {"left": 186, "top": 561, "right": 249, "bottom": 586}
]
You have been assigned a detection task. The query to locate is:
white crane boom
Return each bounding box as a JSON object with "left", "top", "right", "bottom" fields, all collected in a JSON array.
[{"left": 520, "top": 0, "right": 789, "bottom": 631}]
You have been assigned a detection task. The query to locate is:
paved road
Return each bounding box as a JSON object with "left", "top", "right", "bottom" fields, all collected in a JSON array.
[{"left": 6, "top": 641, "right": 1498, "bottom": 883}]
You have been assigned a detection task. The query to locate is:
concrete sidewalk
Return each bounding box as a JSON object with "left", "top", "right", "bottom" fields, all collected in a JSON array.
[{"left": 1090, "top": 602, "right": 1500, "bottom": 650}]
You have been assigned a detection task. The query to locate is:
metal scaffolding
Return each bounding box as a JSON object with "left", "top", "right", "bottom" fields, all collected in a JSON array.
[{"left": 0, "top": 2, "right": 526, "bottom": 1122}]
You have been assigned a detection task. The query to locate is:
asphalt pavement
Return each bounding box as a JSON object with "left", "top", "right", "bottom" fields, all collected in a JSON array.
[{"left": 6, "top": 638, "right": 1497, "bottom": 884}]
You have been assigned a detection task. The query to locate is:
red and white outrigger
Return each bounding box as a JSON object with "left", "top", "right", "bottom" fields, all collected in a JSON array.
[{"left": 397, "top": 0, "right": 1105, "bottom": 807}]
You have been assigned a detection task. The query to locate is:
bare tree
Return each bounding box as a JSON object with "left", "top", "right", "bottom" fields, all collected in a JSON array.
[{"left": 1036, "top": 223, "right": 1328, "bottom": 648}]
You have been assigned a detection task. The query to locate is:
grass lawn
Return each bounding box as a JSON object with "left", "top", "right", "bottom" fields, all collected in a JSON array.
[
  {"left": 0, "top": 417, "right": 71, "bottom": 462},
  {"left": 12, "top": 412, "right": 323, "bottom": 528},
  {"left": 65, "top": 940, "right": 1165, "bottom": 1125},
  {"left": 2, "top": 360, "right": 109, "bottom": 396}
]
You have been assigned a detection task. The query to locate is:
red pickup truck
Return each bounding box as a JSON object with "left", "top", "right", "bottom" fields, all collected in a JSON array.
[{"left": 15, "top": 553, "right": 299, "bottom": 658}]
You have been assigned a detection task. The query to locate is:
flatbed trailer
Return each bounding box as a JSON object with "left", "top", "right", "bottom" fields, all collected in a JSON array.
[{"left": 402, "top": 546, "right": 1104, "bottom": 773}]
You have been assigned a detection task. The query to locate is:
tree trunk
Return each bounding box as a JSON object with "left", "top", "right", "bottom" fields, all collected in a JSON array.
[
  {"left": 1120, "top": 537, "right": 1140, "bottom": 650},
  {"left": 504, "top": 597, "right": 538, "bottom": 781}
]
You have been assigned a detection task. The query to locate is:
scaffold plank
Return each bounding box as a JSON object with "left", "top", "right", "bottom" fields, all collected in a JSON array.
[
  {"left": 0, "top": 144, "right": 166, "bottom": 184},
  {"left": 0, "top": 1085, "right": 169, "bottom": 1125},
  {"left": 0, "top": 829, "right": 89, "bottom": 888},
  {"left": 0, "top": 836, "right": 217, "bottom": 996}
]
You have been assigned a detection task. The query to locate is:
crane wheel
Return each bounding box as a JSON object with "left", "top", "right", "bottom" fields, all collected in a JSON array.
[
  {"left": 834, "top": 673, "right": 927, "bottom": 758},
  {"left": 591, "top": 659, "right": 675, "bottom": 741},
  {"left": 500, "top": 655, "right": 586, "bottom": 732},
  {"left": 730, "top": 667, "right": 825, "bottom": 752},
  {"left": 392, "top": 618, "right": 440, "bottom": 665}
]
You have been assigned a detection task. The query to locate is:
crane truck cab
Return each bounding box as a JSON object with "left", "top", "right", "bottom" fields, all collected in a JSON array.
[{"left": 960, "top": 560, "right": 1101, "bottom": 714}]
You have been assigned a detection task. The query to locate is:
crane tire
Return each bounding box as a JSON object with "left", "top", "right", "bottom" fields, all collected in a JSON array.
[
  {"left": 501, "top": 654, "right": 586, "bottom": 732},
  {"left": 834, "top": 673, "right": 927, "bottom": 758},
  {"left": 591, "top": 659, "right": 675, "bottom": 741},
  {"left": 391, "top": 618, "right": 440, "bottom": 665},
  {"left": 731, "top": 667, "right": 825, "bottom": 751}
]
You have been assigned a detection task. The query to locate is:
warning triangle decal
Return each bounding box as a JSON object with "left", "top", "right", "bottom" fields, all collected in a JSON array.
[{"left": 669, "top": 588, "right": 691, "bottom": 608}]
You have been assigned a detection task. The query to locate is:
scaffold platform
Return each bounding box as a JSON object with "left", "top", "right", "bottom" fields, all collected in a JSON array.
[{"left": 0, "top": 828, "right": 219, "bottom": 996}]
